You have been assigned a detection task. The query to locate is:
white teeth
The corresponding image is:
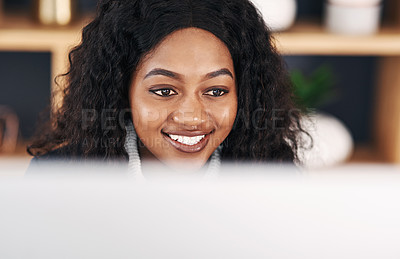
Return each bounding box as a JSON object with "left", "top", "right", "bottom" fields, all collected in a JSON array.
[
  {"left": 167, "top": 134, "right": 206, "bottom": 146},
  {"left": 169, "top": 134, "right": 179, "bottom": 141}
]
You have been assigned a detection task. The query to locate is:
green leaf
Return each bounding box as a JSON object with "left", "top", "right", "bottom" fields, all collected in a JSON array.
[{"left": 290, "top": 65, "right": 337, "bottom": 111}]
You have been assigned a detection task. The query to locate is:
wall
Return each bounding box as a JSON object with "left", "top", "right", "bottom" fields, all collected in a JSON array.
[{"left": 0, "top": 52, "right": 50, "bottom": 140}]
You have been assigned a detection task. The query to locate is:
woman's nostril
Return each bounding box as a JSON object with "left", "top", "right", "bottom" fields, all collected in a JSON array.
[
  {"left": 173, "top": 116, "right": 206, "bottom": 125},
  {"left": 171, "top": 111, "right": 208, "bottom": 125}
]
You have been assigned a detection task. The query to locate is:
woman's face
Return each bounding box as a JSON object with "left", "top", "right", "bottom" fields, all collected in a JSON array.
[{"left": 130, "top": 28, "right": 237, "bottom": 169}]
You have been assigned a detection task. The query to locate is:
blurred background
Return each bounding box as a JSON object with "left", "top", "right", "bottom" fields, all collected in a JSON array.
[{"left": 0, "top": 0, "right": 399, "bottom": 173}]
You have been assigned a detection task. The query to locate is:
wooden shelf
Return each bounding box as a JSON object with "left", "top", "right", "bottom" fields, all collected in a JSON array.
[
  {"left": 1, "top": 15, "right": 400, "bottom": 56},
  {"left": 274, "top": 20, "right": 400, "bottom": 56},
  {"left": 349, "top": 145, "right": 385, "bottom": 164},
  {"left": 0, "top": 13, "right": 88, "bottom": 50}
]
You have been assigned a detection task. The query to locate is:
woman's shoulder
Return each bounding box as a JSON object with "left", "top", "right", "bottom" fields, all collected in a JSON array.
[
  {"left": 31, "top": 145, "right": 83, "bottom": 161},
  {"left": 26, "top": 145, "right": 84, "bottom": 175},
  {"left": 26, "top": 145, "right": 128, "bottom": 175}
]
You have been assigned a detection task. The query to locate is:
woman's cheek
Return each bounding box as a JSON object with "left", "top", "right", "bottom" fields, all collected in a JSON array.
[
  {"left": 216, "top": 98, "right": 237, "bottom": 129},
  {"left": 131, "top": 92, "right": 163, "bottom": 128}
]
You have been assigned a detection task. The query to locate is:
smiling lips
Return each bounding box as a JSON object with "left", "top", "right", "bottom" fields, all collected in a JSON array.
[{"left": 162, "top": 131, "right": 211, "bottom": 153}]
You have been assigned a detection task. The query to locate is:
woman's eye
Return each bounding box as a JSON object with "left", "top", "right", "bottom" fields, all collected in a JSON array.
[
  {"left": 150, "top": 89, "right": 177, "bottom": 97},
  {"left": 204, "top": 88, "right": 228, "bottom": 97}
]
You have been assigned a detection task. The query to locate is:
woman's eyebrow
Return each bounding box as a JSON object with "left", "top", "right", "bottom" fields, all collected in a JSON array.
[
  {"left": 144, "top": 68, "right": 182, "bottom": 80},
  {"left": 204, "top": 68, "right": 234, "bottom": 80},
  {"left": 143, "top": 68, "right": 234, "bottom": 80}
]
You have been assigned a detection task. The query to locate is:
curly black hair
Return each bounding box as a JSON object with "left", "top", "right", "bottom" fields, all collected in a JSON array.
[{"left": 28, "top": 0, "right": 306, "bottom": 163}]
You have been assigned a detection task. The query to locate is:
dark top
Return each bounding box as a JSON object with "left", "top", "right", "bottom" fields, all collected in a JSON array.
[{"left": 26, "top": 146, "right": 129, "bottom": 176}]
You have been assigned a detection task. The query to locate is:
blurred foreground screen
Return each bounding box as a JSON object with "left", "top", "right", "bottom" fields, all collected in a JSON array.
[{"left": 1, "top": 162, "right": 400, "bottom": 258}]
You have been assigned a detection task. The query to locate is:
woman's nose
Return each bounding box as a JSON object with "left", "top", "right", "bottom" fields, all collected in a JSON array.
[{"left": 170, "top": 97, "right": 208, "bottom": 129}]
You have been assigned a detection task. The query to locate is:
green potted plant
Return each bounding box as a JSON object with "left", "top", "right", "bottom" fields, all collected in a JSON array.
[{"left": 290, "top": 66, "right": 354, "bottom": 169}]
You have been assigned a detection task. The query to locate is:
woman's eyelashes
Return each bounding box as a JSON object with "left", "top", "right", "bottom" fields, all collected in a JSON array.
[
  {"left": 150, "top": 88, "right": 178, "bottom": 97},
  {"left": 149, "top": 87, "right": 229, "bottom": 98},
  {"left": 204, "top": 88, "right": 229, "bottom": 97}
]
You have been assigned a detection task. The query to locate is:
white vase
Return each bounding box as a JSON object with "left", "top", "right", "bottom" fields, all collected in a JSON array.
[
  {"left": 297, "top": 112, "right": 354, "bottom": 170},
  {"left": 251, "top": 0, "right": 297, "bottom": 32},
  {"left": 325, "top": 0, "right": 383, "bottom": 35}
]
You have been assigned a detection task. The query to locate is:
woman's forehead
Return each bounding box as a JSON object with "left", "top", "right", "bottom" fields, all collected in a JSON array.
[{"left": 135, "top": 28, "right": 235, "bottom": 79}]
